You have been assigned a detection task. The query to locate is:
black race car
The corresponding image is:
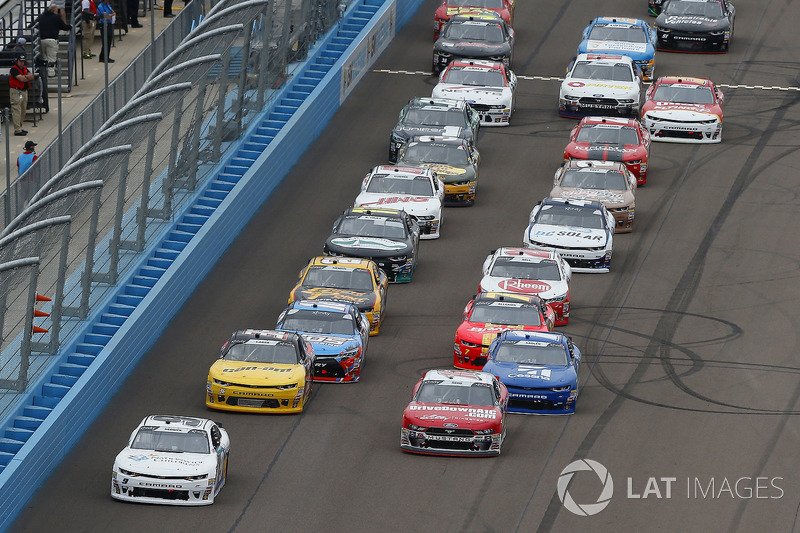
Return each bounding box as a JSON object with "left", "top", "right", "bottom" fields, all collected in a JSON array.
[
  {"left": 432, "top": 13, "right": 514, "bottom": 73},
  {"left": 323, "top": 207, "right": 420, "bottom": 283},
  {"left": 654, "top": 0, "right": 735, "bottom": 52},
  {"left": 389, "top": 97, "right": 480, "bottom": 163}
]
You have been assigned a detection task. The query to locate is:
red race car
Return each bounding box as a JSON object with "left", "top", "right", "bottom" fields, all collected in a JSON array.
[
  {"left": 563, "top": 116, "right": 651, "bottom": 185},
  {"left": 433, "top": 0, "right": 514, "bottom": 40},
  {"left": 400, "top": 369, "right": 508, "bottom": 456},
  {"left": 453, "top": 292, "right": 555, "bottom": 370},
  {"left": 641, "top": 76, "right": 724, "bottom": 143}
]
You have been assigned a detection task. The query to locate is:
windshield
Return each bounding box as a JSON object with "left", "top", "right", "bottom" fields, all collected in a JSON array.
[
  {"left": 130, "top": 428, "right": 210, "bottom": 454},
  {"left": 443, "top": 22, "right": 505, "bottom": 43},
  {"left": 653, "top": 84, "right": 715, "bottom": 104},
  {"left": 405, "top": 108, "right": 468, "bottom": 128},
  {"left": 490, "top": 258, "right": 562, "bottom": 281},
  {"left": 536, "top": 205, "right": 605, "bottom": 229},
  {"left": 448, "top": 0, "right": 505, "bottom": 7},
  {"left": 402, "top": 143, "right": 469, "bottom": 165},
  {"left": 224, "top": 340, "right": 299, "bottom": 364},
  {"left": 469, "top": 303, "right": 542, "bottom": 326},
  {"left": 663, "top": 0, "right": 725, "bottom": 18},
  {"left": 280, "top": 309, "right": 356, "bottom": 335},
  {"left": 494, "top": 342, "right": 569, "bottom": 365},
  {"left": 336, "top": 216, "right": 408, "bottom": 239},
  {"left": 571, "top": 62, "right": 633, "bottom": 82},
  {"left": 588, "top": 24, "right": 648, "bottom": 43},
  {"left": 416, "top": 382, "right": 496, "bottom": 406},
  {"left": 443, "top": 66, "right": 505, "bottom": 87},
  {"left": 366, "top": 175, "right": 434, "bottom": 196},
  {"left": 303, "top": 266, "right": 374, "bottom": 291},
  {"left": 576, "top": 125, "right": 639, "bottom": 145},
  {"left": 561, "top": 168, "right": 628, "bottom": 190}
]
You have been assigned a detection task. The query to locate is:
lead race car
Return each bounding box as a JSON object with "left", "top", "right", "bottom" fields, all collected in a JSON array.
[
  {"left": 433, "top": 12, "right": 515, "bottom": 73},
  {"left": 354, "top": 165, "right": 445, "bottom": 239},
  {"left": 482, "top": 330, "right": 581, "bottom": 414},
  {"left": 400, "top": 369, "right": 508, "bottom": 457},
  {"left": 433, "top": 0, "right": 514, "bottom": 40},
  {"left": 432, "top": 59, "right": 517, "bottom": 126},
  {"left": 111, "top": 415, "right": 230, "bottom": 505}
]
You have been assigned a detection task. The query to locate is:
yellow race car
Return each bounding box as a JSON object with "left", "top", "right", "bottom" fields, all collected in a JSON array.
[
  {"left": 289, "top": 256, "right": 388, "bottom": 336},
  {"left": 206, "top": 329, "right": 314, "bottom": 414}
]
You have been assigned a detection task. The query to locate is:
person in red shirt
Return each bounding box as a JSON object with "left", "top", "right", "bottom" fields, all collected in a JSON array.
[{"left": 8, "top": 54, "right": 34, "bottom": 136}]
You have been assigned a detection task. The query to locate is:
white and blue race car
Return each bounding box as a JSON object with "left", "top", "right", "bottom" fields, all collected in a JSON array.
[
  {"left": 482, "top": 330, "right": 581, "bottom": 414},
  {"left": 577, "top": 17, "right": 657, "bottom": 81},
  {"left": 523, "top": 197, "right": 615, "bottom": 273},
  {"left": 276, "top": 299, "right": 370, "bottom": 383}
]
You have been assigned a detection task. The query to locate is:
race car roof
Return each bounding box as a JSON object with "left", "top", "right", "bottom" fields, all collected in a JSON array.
[
  {"left": 495, "top": 247, "right": 556, "bottom": 260},
  {"left": 543, "top": 196, "right": 606, "bottom": 211},
  {"left": 140, "top": 415, "right": 214, "bottom": 433},
  {"left": 346, "top": 206, "right": 406, "bottom": 218},
  {"left": 423, "top": 368, "right": 495, "bottom": 386},
  {"left": 447, "top": 59, "right": 505, "bottom": 70},
  {"left": 579, "top": 115, "right": 639, "bottom": 127},
  {"left": 449, "top": 12, "right": 504, "bottom": 23},
  {"left": 408, "top": 97, "right": 470, "bottom": 111},
  {"left": 654, "top": 76, "right": 714, "bottom": 87},
  {"left": 575, "top": 52, "right": 635, "bottom": 65},
  {"left": 371, "top": 165, "right": 435, "bottom": 177},
  {"left": 230, "top": 329, "right": 300, "bottom": 344},
  {"left": 308, "top": 256, "right": 376, "bottom": 269},
  {"left": 289, "top": 299, "right": 358, "bottom": 314},
  {"left": 592, "top": 16, "right": 650, "bottom": 27},
  {"left": 563, "top": 159, "right": 629, "bottom": 172},
  {"left": 497, "top": 329, "right": 568, "bottom": 345},
  {"left": 474, "top": 291, "right": 544, "bottom": 306}
]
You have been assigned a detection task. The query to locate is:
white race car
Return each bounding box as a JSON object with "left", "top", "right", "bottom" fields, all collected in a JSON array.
[
  {"left": 559, "top": 53, "right": 642, "bottom": 119},
  {"left": 479, "top": 247, "right": 572, "bottom": 326},
  {"left": 523, "top": 197, "right": 616, "bottom": 273},
  {"left": 111, "top": 415, "right": 230, "bottom": 506},
  {"left": 354, "top": 165, "right": 445, "bottom": 239},
  {"left": 432, "top": 59, "right": 517, "bottom": 126}
]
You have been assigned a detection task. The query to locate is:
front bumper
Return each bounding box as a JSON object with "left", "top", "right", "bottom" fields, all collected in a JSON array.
[
  {"left": 401, "top": 427, "right": 502, "bottom": 456},
  {"left": 313, "top": 355, "right": 361, "bottom": 383},
  {"left": 444, "top": 180, "right": 477, "bottom": 206},
  {"left": 524, "top": 242, "right": 611, "bottom": 273},
  {"left": 506, "top": 387, "right": 577, "bottom": 415},
  {"left": 656, "top": 30, "right": 730, "bottom": 52},
  {"left": 470, "top": 103, "right": 511, "bottom": 126},
  {"left": 608, "top": 206, "right": 635, "bottom": 232},
  {"left": 559, "top": 97, "right": 639, "bottom": 119},
  {"left": 111, "top": 474, "right": 217, "bottom": 505},
  {"left": 644, "top": 117, "right": 722, "bottom": 143},
  {"left": 414, "top": 215, "right": 441, "bottom": 239},
  {"left": 206, "top": 381, "right": 308, "bottom": 413},
  {"left": 453, "top": 340, "right": 490, "bottom": 370},
  {"left": 373, "top": 257, "right": 415, "bottom": 283}
]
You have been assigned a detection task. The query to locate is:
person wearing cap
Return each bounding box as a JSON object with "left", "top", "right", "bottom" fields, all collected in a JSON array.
[
  {"left": 96, "top": 0, "right": 115, "bottom": 63},
  {"left": 17, "top": 141, "right": 38, "bottom": 176},
  {"left": 8, "top": 54, "right": 34, "bottom": 136},
  {"left": 38, "top": 5, "right": 72, "bottom": 77}
]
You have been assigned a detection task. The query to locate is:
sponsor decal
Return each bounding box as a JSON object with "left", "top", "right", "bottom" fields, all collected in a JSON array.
[
  {"left": 560, "top": 189, "right": 625, "bottom": 203},
  {"left": 586, "top": 40, "right": 648, "bottom": 53},
  {"left": 423, "top": 163, "right": 467, "bottom": 175},
  {"left": 652, "top": 102, "right": 714, "bottom": 112},
  {"left": 408, "top": 405, "right": 498, "bottom": 418},
  {"left": 222, "top": 366, "right": 293, "bottom": 373},
  {"left": 568, "top": 81, "right": 585, "bottom": 87},
  {"left": 359, "top": 196, "right": 431, "bottom": 205},
  {"left": 418, "top": 414, "right": 448, "bottom": 420},
  {"left": 302, "top": 335, "right": 351, "bottom": 347},
  {"left": 498, "top": 279, "right": 552, "bottom": 293},
  {"left": 508, "top": 368, "right": 552, "bottom": 380},
  {"left": 664, "top": 15, "right": 718, "bottom": 25},
  {"left": 330, "top": 237, "right": 406, "bottom": 251},
  {"left": 534, "top": 229, "right": 604, "bottom": 241}
]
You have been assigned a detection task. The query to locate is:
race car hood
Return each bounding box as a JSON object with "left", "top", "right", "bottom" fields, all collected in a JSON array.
[
  {"left": 115, "top": 450, "right": 215, "bottom": 477},
  {"left": 434, "top": 39, "right": 511, "bottom": 58},
  {"left": 483, "top": 361, "right": 576, "bottom": 388},
  {"left": 394, "top": 125, "right": 467, "bottom": 141},
  {"left": 354, "top": 193, "right": 441, "bottom": 218},
  {"left": 656, "top": 14, "right": 729, "bottom": 32},
  {"left": 561, "top": 79, "right": 639, "bottom": 99},
  {"left": 404, "top": 402, "right": 502, "bottom": 427},
  {"left": 643, "top": 103, "right": 721, "bottom": 120},
  {"left": 209, "top": 360, "right": 306, "bottom": 385},
  {"left": 432, "top": 84, "right": 511, "bottom": 105},
  {"left": 582, "top": 40, "right": 652, "bottom": 57},
  {"left": 567, "top": 143, "right": 638, "bottom": 162},
  {"left": 527, "top": 223, "right": 609, "bottom": 248},
  {"left": 325, "top": 235, "right": 412, "bottom": 258},
  {"left": 296, "top": 333, "right": 360, "bottom": 356},
  {"left": 292, "top": 287, "right": 376, "bottom": 310},
  {"left": 412, "top": 162, "right": 475, "bottom": 184},
  {"left": 479, "top": 276, "right": 568, "bottom": 299},
  {"left": 551, "top": 186, "right": 633, "bottom": 209},
  {"left": 457, "top": 322, "right": 542, "bottom": 346}
]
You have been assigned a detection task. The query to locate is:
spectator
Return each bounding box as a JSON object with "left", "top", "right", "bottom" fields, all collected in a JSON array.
[
  {"left": 38, "top": 5, "right": 71, "bottom": 77},
  {"left": 96, "top": 0, "right": 115, "bottom": 63},
  {"left": 8, "top": 54, "right": 34, "bottom": 136},
  {"left": 17, "top": 141, "right": 38, "bottom": 176},
  {"left": 52, "top": 0, "right": 66, "bottom": 22},
  {"left": 14, "top": 37, "right": 27, "bottom": 54},
  {"left": 163, "top": 0, "right": 174, "bottom": 17},
  {"left": 127, "top": 0, "right": 142, "bottom": 27},
  {"left": 81, "top": 0, "right": 98, "bottom": 58}
]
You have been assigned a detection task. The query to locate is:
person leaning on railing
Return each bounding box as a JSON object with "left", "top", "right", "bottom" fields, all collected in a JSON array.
[{"left": 9, "top": 54, "right": 35, "bottom": 136}]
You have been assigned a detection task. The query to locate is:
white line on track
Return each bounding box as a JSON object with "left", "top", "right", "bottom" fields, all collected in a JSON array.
[{"left": 372, "top": 69, "right": 800, "bottom": 91}]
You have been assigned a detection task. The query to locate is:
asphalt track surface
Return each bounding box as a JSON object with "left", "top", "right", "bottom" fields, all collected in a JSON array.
[{"left": 11, "top": 0, "right": 800, "bottom": 531}]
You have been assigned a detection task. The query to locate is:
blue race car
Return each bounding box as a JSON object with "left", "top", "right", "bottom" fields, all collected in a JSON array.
[
  {"left": 276, "top": 300, "right": 370, "bottom": 383},
  {"left": 577, "top": 17, "right": 657, "bottom": 81},
  {"left": 482, "top": 330, "right": 581, "bottom": 414}
]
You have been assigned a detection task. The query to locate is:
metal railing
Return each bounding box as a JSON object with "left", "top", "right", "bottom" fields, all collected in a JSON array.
[{"left": 0, "top": 0, "right": 347, "bottom": 418}]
